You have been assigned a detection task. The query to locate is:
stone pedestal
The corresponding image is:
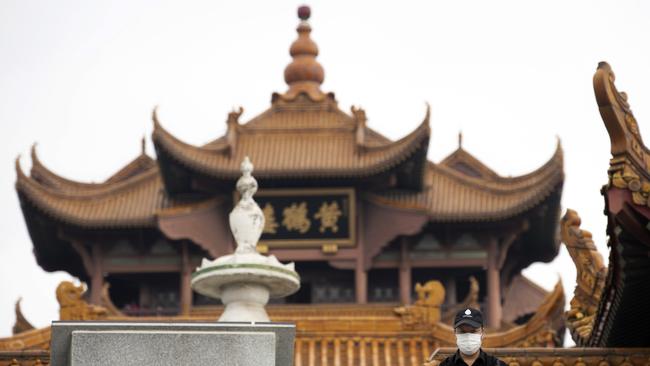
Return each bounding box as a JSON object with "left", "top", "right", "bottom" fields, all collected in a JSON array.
[
  {"left": 50, "top": 159, "right": 302, "bottom": 366},
  {"left": 191, "top": 157, "right": 300, "bottom": 322},
  {"left": 191, "top": 252, "right": 300, "bottom": 322},
  {"left": 50, "top": 321, "right": 295, "bottom": 366}
]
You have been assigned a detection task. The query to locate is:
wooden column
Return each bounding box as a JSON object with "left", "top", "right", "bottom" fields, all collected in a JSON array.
[
  {"left": 399, "top": 237, "right": 412, "bottom": 305},
  {"left": 355, "top": 197, "right": 367, "bottom": 304},
  {"left": 89, "top": 244, "right": 103, "bottom": 305},
  {"left": 180, "top": 242, "right": 192, "bottom": 315},
  {"left": 445, "top": 276, "right": 457, "bottom": 306},
  {"left": 355, "top": 260, "right": 368, "bottom": 304},
  {"left": 486, "top": 237, "right": 502, "bottom": 328}
]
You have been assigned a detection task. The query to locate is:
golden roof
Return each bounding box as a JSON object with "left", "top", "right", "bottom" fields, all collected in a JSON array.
[
  {"left": 366, "top": 142, "right": 563, "bottom": 222},
  {"left": 15, "top": 137, "right": 562, "bottom": 228},
  {"left": 14, "top": 6, "right": 563, "bottom": 227},
  {"left": 152, "top": 102, "right": 431, "bottom": 180},
  {"left": 16, "top": 152, "right": 169, "bottom": 228},
  {"left": 151, "top": 8, "right": 432, "bottom": 190}
]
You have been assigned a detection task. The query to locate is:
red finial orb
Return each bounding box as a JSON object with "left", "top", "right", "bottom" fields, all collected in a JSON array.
[{"left": 297, "top": 5, "right": 311, "bottom": 21}]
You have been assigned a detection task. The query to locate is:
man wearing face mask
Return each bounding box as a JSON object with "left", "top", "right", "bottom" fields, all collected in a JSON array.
[{"left": 438, "top": 308, "right": 506, "bottom": 366}]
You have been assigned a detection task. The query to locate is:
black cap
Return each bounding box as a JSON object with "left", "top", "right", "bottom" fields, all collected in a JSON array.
[{"left": 453, "top": 307, "right": 483, "bottom": 329}]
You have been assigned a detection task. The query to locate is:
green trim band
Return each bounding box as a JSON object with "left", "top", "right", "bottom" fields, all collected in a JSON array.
[{"left": 192, "top": 263, "right": 300, "bottom": 280}]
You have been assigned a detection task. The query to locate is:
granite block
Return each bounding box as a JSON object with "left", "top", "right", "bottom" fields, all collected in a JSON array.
[
  {"left": 50, "top": 321, "right": 295, "bottom": 366},
  {"left": 69, "top": 330, "right": 275, "bottom": 366}
]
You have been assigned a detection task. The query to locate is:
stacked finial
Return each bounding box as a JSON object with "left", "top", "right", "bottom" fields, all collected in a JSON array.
[
  {"left": 282, "top": 5, "right": 326, "bottom": 100},
  {"left": 191, "top": 157, "right": 300, "bottom": 322}
]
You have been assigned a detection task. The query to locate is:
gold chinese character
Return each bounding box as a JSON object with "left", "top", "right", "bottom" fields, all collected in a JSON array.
[
  {"left": 282, "top": 202, "right": 311, "bottom": 233},
  {"left": 314, "top": 201, "right": 342, "bottom": 233},
  {"left": 262, "top": 203, "right": 279, "bottom": 234}
]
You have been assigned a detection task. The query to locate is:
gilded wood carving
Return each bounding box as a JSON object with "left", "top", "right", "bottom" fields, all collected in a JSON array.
[
  {"left": 595, "top": 62, "right": 650, "bottom": 206},
  {"left": 560, "top": 209, "right": 606, "bottom": 345}
]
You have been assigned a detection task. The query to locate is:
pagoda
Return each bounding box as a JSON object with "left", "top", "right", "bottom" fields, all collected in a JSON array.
[{"left": 14, "top": 5, "right": 563, "bottom": 335}]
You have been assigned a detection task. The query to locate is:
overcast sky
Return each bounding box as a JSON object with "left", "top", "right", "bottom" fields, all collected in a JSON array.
[{"left": 1, "top": 1, "right": 649, "bottom": 344}]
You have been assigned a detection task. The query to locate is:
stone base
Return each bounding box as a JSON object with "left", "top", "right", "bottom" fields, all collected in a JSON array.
[
  {"left": 71, "top": 330, "right": 274, "bottom": 366},
  {"left": 51, "top": 321, "right": 295, "bottom": 366},
  {"left": 219, "top": 282, "right": 270, "bottom": 322}
]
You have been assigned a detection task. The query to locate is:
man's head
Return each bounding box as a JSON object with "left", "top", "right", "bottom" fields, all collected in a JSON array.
[
  {"left": 453, "top": 307, "right": 483, "bottom": 329},
  {"left": 453, "top": 308, "right": 484, "bottom": 355}
]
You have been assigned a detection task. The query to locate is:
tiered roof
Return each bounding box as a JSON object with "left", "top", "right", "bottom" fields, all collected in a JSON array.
[
  {"left": 152, "top": 101, "right": 431, "bottom": 187},
  {"left": 15, "top": 7, "right": 563, "bottom": 277},
  {"left": 16, "top": 146, "right": 169, "bottom": 228},
  {"left": 367, "top": 143, "right": 563, "bottom": 222},
  {"left": 152, "top": 8, "right": 432, "bottom": 193}
]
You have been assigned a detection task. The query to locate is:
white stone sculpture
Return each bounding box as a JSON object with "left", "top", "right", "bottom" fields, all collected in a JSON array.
[
  {"left": 191, "top": 157, "right": 300, "bottom": 322},
  {"left": 231, "top": 157, "right": 264, "bottom": 255}
]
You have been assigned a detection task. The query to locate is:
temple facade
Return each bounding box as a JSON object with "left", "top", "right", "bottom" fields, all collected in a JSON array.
[
  {"left": 14, "top": 6, "right": 563, "bottom": 331},
  {"left": 5, "top": 6, "right": 650, "bottom": 366}
]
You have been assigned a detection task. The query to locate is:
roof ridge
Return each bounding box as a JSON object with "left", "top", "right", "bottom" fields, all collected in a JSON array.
[
  {"left": 16, "top": 159, "right": 166, "bottom": 228},
  {"left": 431, "top": 141, "right": 563, "bottom": 193},
  {"left": 104, "top": 153, "right": 155, "bottom": 183},
  {"left": 152, "top": 103, "right": 431, "bottom": 180},
  {"left": 240, "top": 100, "right": 354, "bottom": 131},
  {"left": 440, "top": 147, "right": 501, "bottom": 180},
  {"left": 359, "top": 104, "right": 430, "bottom": 152},
  {"left": 364, "top": 147, "right": 563, "bottom": 223},
  {"left": 19, "top": 156, "right": 161, "bottom": 200},
  {"left": 30, "top": 143, "right": 157, "bottom": 193}
]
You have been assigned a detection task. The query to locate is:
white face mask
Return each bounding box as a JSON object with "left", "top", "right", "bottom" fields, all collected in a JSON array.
[{"left": 455, "top": 333, "right": 482, "bottom": 355}]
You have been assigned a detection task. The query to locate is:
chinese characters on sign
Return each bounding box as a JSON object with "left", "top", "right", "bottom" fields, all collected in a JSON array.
[
  {"left": 314, "top": 201, "right": 342, "bottom": 233},
  {"left": 282, "top": 202, "right": 311, "bottom": 233},
  {"left": 238, "top": 188, "right": 355, "bottom": 248},
  {"left": 262, "top": 203, "right": 278, "bottom": 234}
]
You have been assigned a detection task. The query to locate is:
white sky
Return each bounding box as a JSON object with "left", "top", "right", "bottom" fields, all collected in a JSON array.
[{"left": 1, "top": 0, "right": 649, "bottom": 344}]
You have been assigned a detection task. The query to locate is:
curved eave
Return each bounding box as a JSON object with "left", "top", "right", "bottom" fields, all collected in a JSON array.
[
  {"left": 152, "top": 108, "right": 431, "bottom": 180},
  {"left": 16, "top": 158, "right": 162, "bottom": 229},
  {"left": 366, "top": 140, "right": 564, "bottom": 223},
  {"left": 30, "top": 144, "right": 157, "bottom": 196}
]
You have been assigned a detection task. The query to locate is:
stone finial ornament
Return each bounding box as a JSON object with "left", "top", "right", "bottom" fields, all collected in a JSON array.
[
  {"left": 192, "top": 157, "right": 300, "bottom": 322},
  {"left": 231, "top": 156, "right": 265, "bottom": 254}
]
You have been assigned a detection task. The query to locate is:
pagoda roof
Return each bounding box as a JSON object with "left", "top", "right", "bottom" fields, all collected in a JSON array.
[
  {"left": 14, "top": 6, "right": 563, "bottom": 237},
  {"left": 16, "top": 138, "right": 562, "bottom": 229},
  {"left": 151, "top": 10, "right": 434, "bottom": 194},
  {"left": 152, "top": 99, "right": 431, "bottom": 187},
  {"left": 366, "top": 141, "right": 564, "bottom": 222},
  {"left": 16, "top": 150, "right": 170, "bottom": 229},
  {"left": 28, "top": 143, "right": 156, "bottom": 195}
]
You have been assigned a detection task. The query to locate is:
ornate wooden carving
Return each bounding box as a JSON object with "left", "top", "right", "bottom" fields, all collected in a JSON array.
[
  {"left": 394, "top": 280, "right": 445, "bottom": 329},
  {"left": 226, "top": 107, "right": 243, "bottom": 156},
  {"left": 560, "top": 209, "right": 607, "bottom": 346},
  {"left": 56, "top": 281, "right": 107, "bottom": 321},
  {"left": 595, "top": 62, "right": 650, "bottom": 206},
  {"left": 11, "top": 300, "right": 34, "bottom": 335}
]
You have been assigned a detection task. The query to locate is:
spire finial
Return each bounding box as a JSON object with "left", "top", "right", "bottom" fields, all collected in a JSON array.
[
  {"left": 458, "top": 131, "right": 463, "bottom": 148},
  {"left": 282, "top": 5, "right": 325, "bottom": 101},
  {"left": 297, "top": 5, "right": 311, "bottom": 20},
  {"left": 141, "top": 136, "right": 146, "bottom": 155}
]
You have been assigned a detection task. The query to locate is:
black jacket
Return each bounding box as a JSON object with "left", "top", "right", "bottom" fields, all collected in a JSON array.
[{"left": 439, "top": 349, "right": 507, "bottom": 366}]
